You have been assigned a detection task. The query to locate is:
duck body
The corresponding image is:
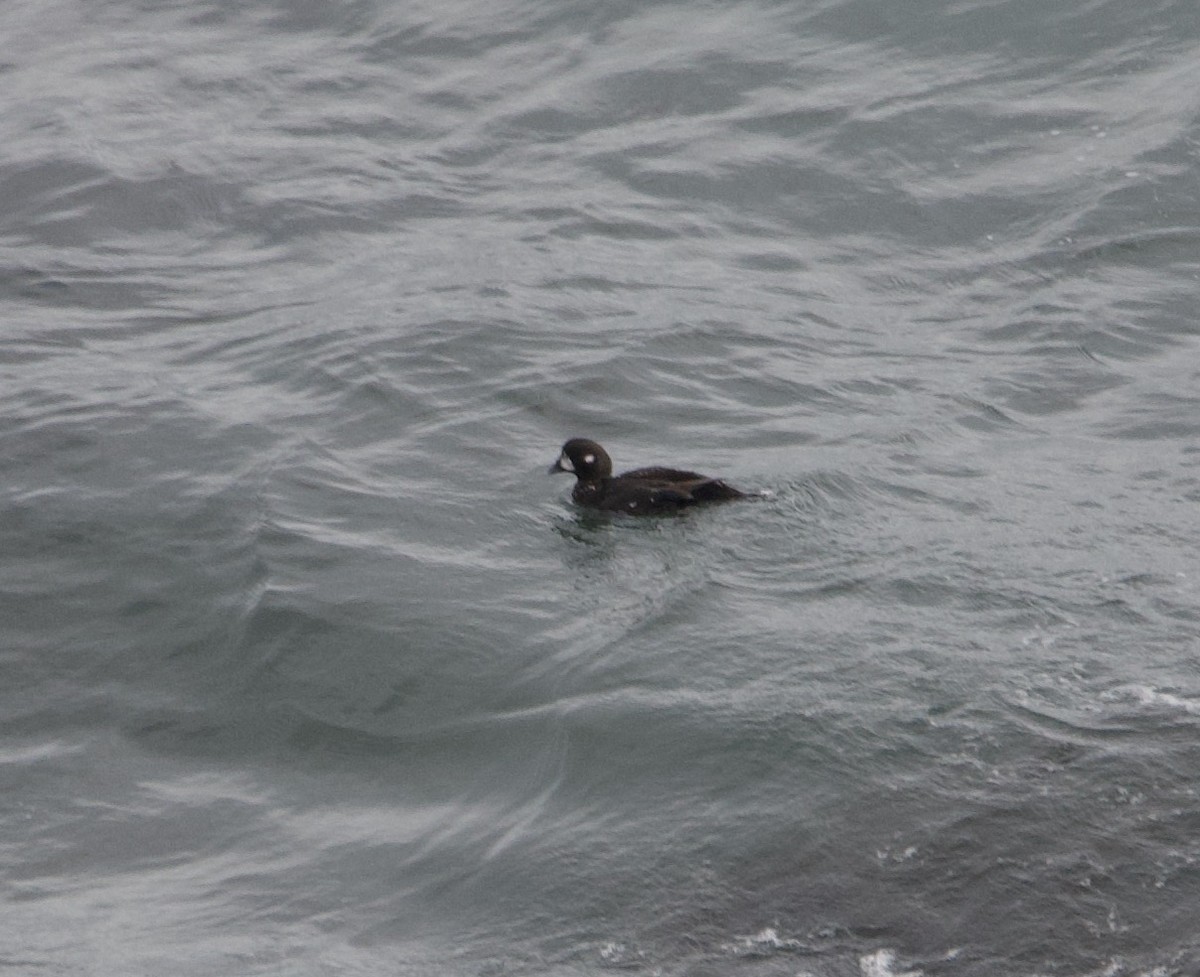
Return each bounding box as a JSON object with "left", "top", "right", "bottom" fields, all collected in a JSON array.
[{"left": 549, "top": 438, "right": 744, "bottom": 515}]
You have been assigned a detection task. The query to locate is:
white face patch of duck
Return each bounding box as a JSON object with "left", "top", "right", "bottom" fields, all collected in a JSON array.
[
  {"left": 583, "top": 453, "right": 595, "bottom": 466},
  {"left": 558, "top": 451, "right": 574, "bottom": 473}
]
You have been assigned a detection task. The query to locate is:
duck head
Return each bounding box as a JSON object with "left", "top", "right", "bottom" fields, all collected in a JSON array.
[{"left": 549, "top": 438, "right": 613, "bottom": 480}]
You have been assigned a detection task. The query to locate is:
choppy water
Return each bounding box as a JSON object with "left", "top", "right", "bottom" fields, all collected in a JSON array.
[{"left": 3, "top": 1, "right": 1200, "bottom": 975}]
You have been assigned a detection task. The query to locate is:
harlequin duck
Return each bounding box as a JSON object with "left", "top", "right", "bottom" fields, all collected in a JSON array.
[{"left": 549, "top": 438, "right": 745, "bottom": 515}]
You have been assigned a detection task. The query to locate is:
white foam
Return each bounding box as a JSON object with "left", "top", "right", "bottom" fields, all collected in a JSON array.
[
  {"left": 1104, "top": 684, "right": 1200, "bottom": 715},
  {"left": 859, "top": 948, "right": 922, "bottom": 977},
  {"left": 597, "top": 941, "right": 644, "bottom": 966},
  {"left": 721, "top": 926, "right": 804, "bottom": 956}
]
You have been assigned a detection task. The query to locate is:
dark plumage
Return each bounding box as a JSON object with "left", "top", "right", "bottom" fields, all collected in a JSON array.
[{"left": 549, "top": 438, "right": 744, "bottom": 515}]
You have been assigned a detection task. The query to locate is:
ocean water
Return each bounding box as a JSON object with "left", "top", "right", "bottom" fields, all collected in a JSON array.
[{"left": 3, "top": 0, "right": 1200, "bottom": 974}]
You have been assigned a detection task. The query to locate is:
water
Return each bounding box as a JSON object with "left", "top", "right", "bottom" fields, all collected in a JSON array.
[{"left": 3, "top": 0, "right": 1200, "bottom": 974}]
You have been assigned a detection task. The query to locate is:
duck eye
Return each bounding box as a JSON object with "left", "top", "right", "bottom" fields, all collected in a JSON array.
[{"left": 583, "top": 454, "right": 595, "bottom": 464}]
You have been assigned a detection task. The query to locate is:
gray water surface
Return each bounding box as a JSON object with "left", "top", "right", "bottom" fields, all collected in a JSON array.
[{"left": 3, "top": 1, "right": 1200, "bottom": 975}]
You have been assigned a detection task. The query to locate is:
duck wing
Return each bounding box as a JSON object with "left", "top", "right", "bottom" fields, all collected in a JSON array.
[
  {"left": 598, "top": 480, "right": 696, "bottom": 512},
  {"left": 687, "top": 478, "right": 744, "bottom": 502},
  {"left": 618, "top": 466, "right": 708, "bottom": 482},
  {"left": 615, "top": 468, "right": 745, "bottom": 504}
]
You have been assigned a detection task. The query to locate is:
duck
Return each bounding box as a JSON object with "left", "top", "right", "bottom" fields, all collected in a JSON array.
[{"left": 549, "top": 438, "right": 745, "bottom": 515}]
